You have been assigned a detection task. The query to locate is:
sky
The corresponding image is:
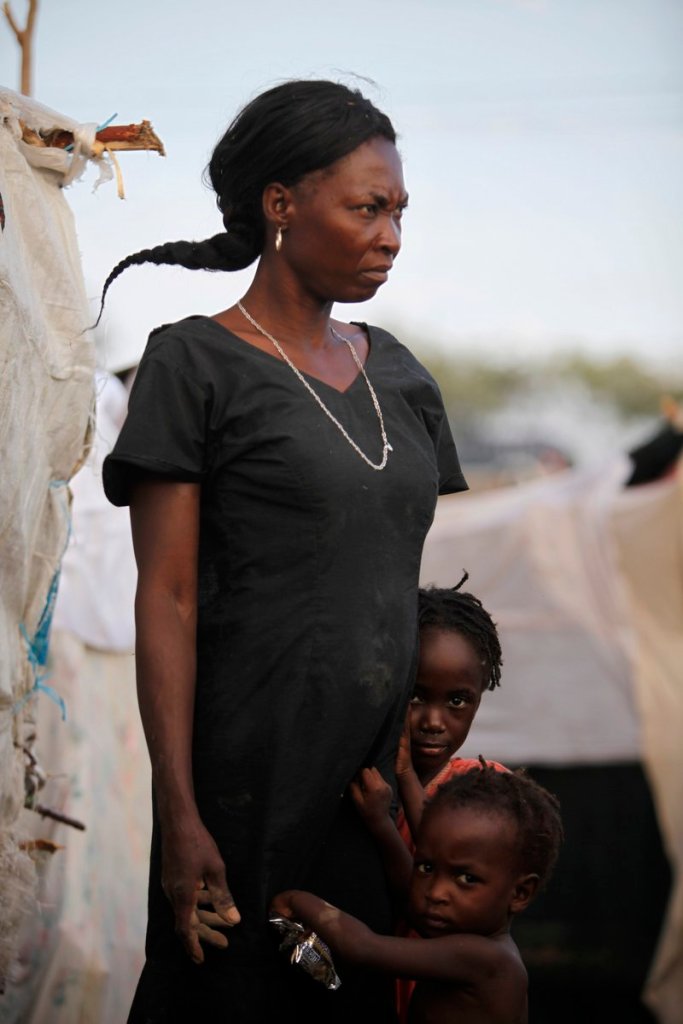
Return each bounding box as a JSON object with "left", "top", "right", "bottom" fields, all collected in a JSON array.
[{"left": 2, "top": 0, "right": 682, "bottom": 372}]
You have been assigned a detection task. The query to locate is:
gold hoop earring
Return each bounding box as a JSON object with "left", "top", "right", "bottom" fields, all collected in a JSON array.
[{"left": 275, "top": 226, "right": 283, "bottom": 253}]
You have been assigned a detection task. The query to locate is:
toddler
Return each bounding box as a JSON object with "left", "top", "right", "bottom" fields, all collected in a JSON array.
[{"left": 272, "top": 765, "right": 563, "bottom": 1024}]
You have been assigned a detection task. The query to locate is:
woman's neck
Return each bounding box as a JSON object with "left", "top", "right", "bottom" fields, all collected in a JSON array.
[{"left": 240, "top": 260, "right": 334, "bottom": 353}]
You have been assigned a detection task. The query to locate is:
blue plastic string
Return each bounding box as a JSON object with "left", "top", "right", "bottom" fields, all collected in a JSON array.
[
  {"left": 65, "top": 112, "right": 118, "bottom": 152},
  {"left": 13, "top": 479, "right": 72, "bottom": 720}
]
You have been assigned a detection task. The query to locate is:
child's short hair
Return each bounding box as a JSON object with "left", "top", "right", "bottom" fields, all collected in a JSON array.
[
  {"left": 418, "top": 573, "right": 502, "bottom": 691},
  {"left": 426, "top": 762, "right": 563, "bottom": 887}
]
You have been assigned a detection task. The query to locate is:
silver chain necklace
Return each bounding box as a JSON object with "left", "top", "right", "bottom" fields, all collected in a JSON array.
[{"left": 237, "top": 301, "right": 393, "bottom": 471}]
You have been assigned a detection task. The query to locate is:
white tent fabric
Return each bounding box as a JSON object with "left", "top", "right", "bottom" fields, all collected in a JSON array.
[
  {"left": 52, "top": 372, "right": 137, "bottom": 652},
  {"left": 0, "top": 87, "right": 95, "bottom": 986},
  {"left": 420, "top": 461, "right": 683, "bottom": 1022},
  {"left": 611, "top": 475, "right": 683, "bottom": 1024},
  {"left": 0, "top": 373, "right": 148, "bottom": 1024},
  {"left": 0, "top": 634, "right": 150, "bottom": 1024},
  {"left": 421, "top": 458, "right": 641, "bottom": 766}
]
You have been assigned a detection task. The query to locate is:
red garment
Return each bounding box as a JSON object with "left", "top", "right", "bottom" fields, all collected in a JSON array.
[{"left": 395, "top": 757, "right": 509, "bottom": 1023}]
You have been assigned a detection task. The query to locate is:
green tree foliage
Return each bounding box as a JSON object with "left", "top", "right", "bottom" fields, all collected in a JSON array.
[{"left": 413, "top": 346, "right": 682, "bottom": 422}]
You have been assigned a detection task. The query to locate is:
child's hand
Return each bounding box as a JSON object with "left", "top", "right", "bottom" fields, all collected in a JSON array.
[
  {"left": 350, "top": 767, "right": 393, "bottom": 828},
  {"left": 395, "top": 713, "right": 413, "bottom": 779},
  {"left": 270, "top": 890, "right": 301, "bottom": 920}
]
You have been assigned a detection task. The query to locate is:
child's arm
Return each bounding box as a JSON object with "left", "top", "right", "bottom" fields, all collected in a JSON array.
[
  {"left": 349, "top": 768, "right": 413, "bottom": 899},
  {"left": 395, "top": 716, "right": 426, "bottom": 842},
  {"left": 271, "top": 890, "right": 511, "bottom": 986}
]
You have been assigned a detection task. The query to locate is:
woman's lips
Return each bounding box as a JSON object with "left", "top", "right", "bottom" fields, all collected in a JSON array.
[{"left": 360, "top": 268, "right": 390, "bottom": 283}]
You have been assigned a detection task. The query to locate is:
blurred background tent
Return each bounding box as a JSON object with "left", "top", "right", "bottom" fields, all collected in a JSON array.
[{"left": 420, "top": 427, "right": 683, "bottom": 1024}]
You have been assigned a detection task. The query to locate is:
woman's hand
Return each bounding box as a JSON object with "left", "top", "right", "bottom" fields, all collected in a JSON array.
[
  {"left": 350, "top": 767, "right": 393, "bottom": 830},
  {"left": 161, "top": 816, "right": 240, "bottom": 964}
]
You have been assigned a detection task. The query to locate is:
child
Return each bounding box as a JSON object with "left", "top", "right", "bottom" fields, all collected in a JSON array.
[
  {"left": 271, "top": 765, "right": 563, "bottom": 1024},
  {"left": 397, "top": 574, "right": 506, "bottom": 849}
]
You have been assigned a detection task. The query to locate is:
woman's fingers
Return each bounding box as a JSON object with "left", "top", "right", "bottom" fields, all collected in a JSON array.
[
  {"left": 196, "top": 918, "right": 229, "bottom": 948},
  {"left": 205, "top": 871, "right": 241, "bottom": 925},
  {"left": 171, "top": 885, "right": 205, "bottom": 963},
  {"left": 196, "top": 908, "right": 228, "bottom": 928}
]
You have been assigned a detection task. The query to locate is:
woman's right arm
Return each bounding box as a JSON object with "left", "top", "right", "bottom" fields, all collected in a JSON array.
[{"left": 130, "top": 478, "right": 240, "bottom": 962}]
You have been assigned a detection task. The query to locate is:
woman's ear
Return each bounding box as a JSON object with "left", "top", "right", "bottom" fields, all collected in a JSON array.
[
  {"left": 262, "top": 182, "right": 292, "bottom": 227},
  {"left": 509, "top": 873, "right": 540, "bottom": 914}
]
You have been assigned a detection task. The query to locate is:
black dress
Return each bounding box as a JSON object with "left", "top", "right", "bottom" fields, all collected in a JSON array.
[{"left": 103, "top": 316, "right": 466, "bottom": 1023}]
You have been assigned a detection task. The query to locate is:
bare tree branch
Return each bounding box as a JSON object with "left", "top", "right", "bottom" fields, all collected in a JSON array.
[{"left": 2, "top": 0, "right": 39, "bottom": 95}]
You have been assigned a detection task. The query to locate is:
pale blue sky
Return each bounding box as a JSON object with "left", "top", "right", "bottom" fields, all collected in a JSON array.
[{"left": 2, "top": 0, "right": 681, "bottom": 370}]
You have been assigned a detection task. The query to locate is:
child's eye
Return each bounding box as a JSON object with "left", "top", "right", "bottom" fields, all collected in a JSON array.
[
  {"left": 415, "top": 860, "right": 433, "bottom": 876},
  {"left": 447, "top": 696, "right": 466, "bottom": 709},
  {"left": 409, "top": 694, "right": 425, "bottom": 705},
  {"left": 456, "top": 872, "right": 478, "bottom": 885}
]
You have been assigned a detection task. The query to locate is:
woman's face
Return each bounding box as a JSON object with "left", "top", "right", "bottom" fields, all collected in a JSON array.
[{"left": 280, "top": 137, "right": 408, "bottom": 304}]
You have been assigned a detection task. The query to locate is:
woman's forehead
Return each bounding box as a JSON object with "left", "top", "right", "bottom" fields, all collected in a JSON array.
[{"left": 305, "top": 137, "right": 406, "bottom": 198}]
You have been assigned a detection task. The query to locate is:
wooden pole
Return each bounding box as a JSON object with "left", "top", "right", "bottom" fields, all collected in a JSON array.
[{"left": 2, "top": 0, "right": 38, "bottom": 96}]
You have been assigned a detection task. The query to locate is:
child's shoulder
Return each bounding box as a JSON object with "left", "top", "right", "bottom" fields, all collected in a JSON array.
[{"left": 410, "top": 934, "right": 527, "bottom": 1024}]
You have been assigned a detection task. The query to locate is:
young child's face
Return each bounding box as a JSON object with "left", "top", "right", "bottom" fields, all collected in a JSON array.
[
  {"left": 408, "top": 804, "right": 524, "bottom": 939},
  {"left": 409, "top": 628, "right": 484, "bottom": 781}
]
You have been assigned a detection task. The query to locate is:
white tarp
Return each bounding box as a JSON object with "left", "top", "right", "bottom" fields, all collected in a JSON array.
[
  {"left": 421, "top": 457, "right": 641, "bottom": 766},
  {"left": 52, "top": 372, "right": 137, "bottom": 652},
  {"left": 0, "top": 86, "right": 95, "bottom": 986},
  {"left": 0, "top": 372, "right": 148, "bottom": 1023}
]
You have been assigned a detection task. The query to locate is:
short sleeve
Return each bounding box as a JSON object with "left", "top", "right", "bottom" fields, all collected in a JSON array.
[
  {"left": 421, "top": 399, "right": 468, "bottom": 496},
  {"left": 103, "top": 343, "right": 210, "bottom": 507},
  {"left": 417, "top": 387, "right": 471, "bottom": 495}
]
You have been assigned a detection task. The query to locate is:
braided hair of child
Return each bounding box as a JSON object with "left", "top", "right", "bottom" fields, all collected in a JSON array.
[{"left": 418, "top": 572, "right": 503, "bottom": 692}]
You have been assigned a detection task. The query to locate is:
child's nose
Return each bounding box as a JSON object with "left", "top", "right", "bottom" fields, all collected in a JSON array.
[
  {"left": 426, "top": 875, "right": 449, "bottom": 904},
  {"left": 419, "top": 705, "right": 445, "bottom": 732}
]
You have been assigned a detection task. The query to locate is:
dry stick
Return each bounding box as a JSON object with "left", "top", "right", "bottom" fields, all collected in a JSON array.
[
  {"left": 2, "top": 0, "right": 38, "bottom": 96},
  {"left": 33, "top": 803, "right": 86, "bottom": 831}
]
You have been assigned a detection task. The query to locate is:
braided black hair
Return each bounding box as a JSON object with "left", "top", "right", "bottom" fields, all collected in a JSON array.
[
  {"left": 418, "top": 573, "right": 502, "bottom": 691},
  {"left": 427, "top": 761, "right": 563, "bottom": 888},
  {"left": 96, "top": 79, "right": 396, "bottom": 323}
]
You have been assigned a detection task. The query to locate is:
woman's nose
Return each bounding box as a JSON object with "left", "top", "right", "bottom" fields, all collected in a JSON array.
[{"left": 378, "top": 215, "right": 401, "bottom": 255}]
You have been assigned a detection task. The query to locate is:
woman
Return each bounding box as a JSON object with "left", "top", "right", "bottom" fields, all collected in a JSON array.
[{"left": 102, "top": 80, "right": 466, "bottom": 1023}]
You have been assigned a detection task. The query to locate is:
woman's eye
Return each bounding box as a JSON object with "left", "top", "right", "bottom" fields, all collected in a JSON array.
[{"left": 359, "top": 203, "right": 377, "bottom": 215}]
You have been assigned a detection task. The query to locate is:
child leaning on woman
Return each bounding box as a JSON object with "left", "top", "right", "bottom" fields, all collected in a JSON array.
[{"left": 271, "top": 579, "right": 563, "bottom": 1024}]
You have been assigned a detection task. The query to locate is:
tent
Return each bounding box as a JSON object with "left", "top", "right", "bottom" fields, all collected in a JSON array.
[
  {"left": 0, "top": 86, "right": 157, "bottom": 1017},
  {"left": 420, "top": 451, "right": 683, "bottom": 1023},
  {"left": 0, "top": 86, "right": 96, "bottom": 989}
]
